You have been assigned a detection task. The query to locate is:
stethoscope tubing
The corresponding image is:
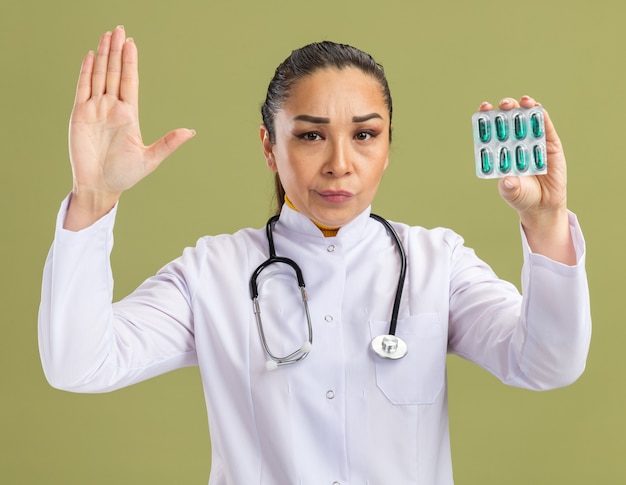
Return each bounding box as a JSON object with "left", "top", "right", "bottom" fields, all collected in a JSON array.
[
  {"left": 368, "top": 213, "right": 407, "bottom": 337},
  {"left": 250, "top": 215, "right": 313, "bottom": 367},
  {"left": 249, "top": 213, "right": 408, "bottom": 367}
]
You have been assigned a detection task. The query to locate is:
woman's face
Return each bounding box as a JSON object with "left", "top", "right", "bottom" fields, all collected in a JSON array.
[{"left": 261, "top": 67, "right": 391, "bottom": 228}]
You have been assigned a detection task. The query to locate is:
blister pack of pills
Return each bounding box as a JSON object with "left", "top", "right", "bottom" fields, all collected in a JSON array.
[{"left": 472, "top": 106, "right": 546, "bottom": 179}]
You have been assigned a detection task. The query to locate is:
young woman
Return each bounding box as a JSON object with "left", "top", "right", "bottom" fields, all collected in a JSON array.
[{"left": 39, "top": 26, "right": 591, "bottom": 484}]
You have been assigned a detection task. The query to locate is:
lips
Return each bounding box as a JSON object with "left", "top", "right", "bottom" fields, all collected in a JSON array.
[{"left": 317, "top": 190, "right": 354, "bottom": 202}]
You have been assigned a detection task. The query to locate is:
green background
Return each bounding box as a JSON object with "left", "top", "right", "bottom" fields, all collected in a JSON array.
[{"left": 1, "top": 0, "right": 623, "bottom": 483}]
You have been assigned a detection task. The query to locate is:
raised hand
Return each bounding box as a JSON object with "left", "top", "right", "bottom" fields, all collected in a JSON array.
[
  {"left": 477, "top": 96, "right": 575, "bottom": 265},
  {"left": 65, "top": 26, "right": 195, "bottom": 230}
]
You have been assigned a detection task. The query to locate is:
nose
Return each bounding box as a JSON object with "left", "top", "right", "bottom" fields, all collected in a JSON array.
[{"left": 324, "top": 137, "right": 353, "bottom": 176}]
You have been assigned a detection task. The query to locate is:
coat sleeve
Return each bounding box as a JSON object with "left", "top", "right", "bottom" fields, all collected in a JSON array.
[
  {"left": 38, "top": 196, "right": 198, "bottom": 393},
  {"left": 447, "top": 211, "right": 591, "bottom": 390}
]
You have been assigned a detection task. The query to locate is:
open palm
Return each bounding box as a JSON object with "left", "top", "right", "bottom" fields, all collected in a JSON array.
[{"left": 66, "top": 26, "right": 194, "bottom": 228}]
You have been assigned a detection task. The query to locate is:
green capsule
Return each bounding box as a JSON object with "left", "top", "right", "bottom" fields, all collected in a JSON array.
[
  {"left": 478, "top": 117, "right": 491, "bottom": 143},
  {"left": 495, "top": 115, "right": 509, "bottom": 141},
  {"left": 516, "top": 146, "right": 528, "bottom": 171},
  {"left": 514, "top": 113, "right": 527, "bottom": 140},
  {"left": 480, "top": 148, "right": 493, "bottom": 174},
  {"left": 531, "top": 112, "right": 544, "bottom": 138},
  {"left": 533, "top": 145, "right": 546, "bottom": 170},
  {"left": 499, "top": 147, "right": 511, "bottom": 173}
]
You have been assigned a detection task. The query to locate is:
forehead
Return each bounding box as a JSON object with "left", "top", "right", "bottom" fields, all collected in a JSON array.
[{"left": 281, "top": 67, "right": 388, "bottom": 117}]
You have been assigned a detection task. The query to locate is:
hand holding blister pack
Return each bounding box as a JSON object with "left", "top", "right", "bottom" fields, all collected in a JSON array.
[{"left": 472, "top": 107, "right": 546, "bottom": 179}]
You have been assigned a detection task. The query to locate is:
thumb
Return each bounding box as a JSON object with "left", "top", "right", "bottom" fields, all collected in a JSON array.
[
  {"left": 498, "top": 176, "right": 521, "bottom": 205},
  {"left": 145, "top": 128, "right": 196, "bottom": 172}
]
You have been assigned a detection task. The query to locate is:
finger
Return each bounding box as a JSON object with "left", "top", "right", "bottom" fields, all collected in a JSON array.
[
  {"left": 144, "top": 128, "right": 197, "bottom": 172},
  {"left": 498, "top": 176, "right": 521, "bottom": 203},
  {"left": 519, "top": 95, "right": 539, "bottom": 109},
  {"left": 541, "top": 106, "right": 556, "bottom": 137},
  {"left": 92, "top": 31, "right": 112, "bottom": 96},
  {"left": 119, "top": 37, "right": 139, "bottom": 105},
  {"left": 541, "top": 106, "right": 564, "bottom": 158},
  {"left": 477, "top": 101, "right": 494, "bottom": 112},
  {"left": 105, "top": 26, "right": 126, "bottom": 98},
  {"left": 74, "top": 50, "right": 95, "bottom": 105},
  {"left": 498, "top": 97, "right": 520, "bottom": 111}
]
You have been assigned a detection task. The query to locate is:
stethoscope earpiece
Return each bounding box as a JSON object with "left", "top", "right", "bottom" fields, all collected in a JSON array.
[{"left": 371, "top": 334, "right": 408, "bottom": 360}]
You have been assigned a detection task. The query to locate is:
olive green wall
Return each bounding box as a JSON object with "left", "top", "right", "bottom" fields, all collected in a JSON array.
[{"left": 1, "top": 0, "right": 622, "bottom": 482}]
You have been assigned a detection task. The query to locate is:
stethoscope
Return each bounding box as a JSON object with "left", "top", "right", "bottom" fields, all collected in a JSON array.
[{"left": 249, "top": 213, "right": 408, "bottom": 370}]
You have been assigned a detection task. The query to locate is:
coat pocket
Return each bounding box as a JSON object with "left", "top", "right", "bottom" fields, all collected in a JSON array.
[{"left": 369, "top": 313, "right": 446, "bottom": 405}]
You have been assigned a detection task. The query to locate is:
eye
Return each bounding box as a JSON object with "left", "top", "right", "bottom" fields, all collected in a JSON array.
[
  {"left": 355, "top": 131, "right": 374, "bottom": 141},
  {"left": 299, "top": 132, "right": 323, "bottom": 141}
]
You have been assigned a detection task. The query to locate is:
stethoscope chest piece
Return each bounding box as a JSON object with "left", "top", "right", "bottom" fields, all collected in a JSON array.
[{"left": 371, "top": 334, "right": 408, "bottom": 360}]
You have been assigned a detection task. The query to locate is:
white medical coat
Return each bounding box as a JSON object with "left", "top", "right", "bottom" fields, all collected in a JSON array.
[{"left": 39, "top": 197, "right": 591, "bottom": 484}]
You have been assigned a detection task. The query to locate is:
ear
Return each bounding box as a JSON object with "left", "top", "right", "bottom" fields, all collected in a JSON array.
[{"left": 260, "top": 125, "right": 278, "bottom": 172}]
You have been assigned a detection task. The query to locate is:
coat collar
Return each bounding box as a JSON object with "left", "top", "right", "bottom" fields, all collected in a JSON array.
[{"left": 276, "top": 204, "right": 373, "bottom": 241}]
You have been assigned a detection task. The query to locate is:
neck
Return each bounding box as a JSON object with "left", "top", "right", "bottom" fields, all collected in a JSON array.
[{"left": 284, "top": 196, "right": 339, "bottom": 237}]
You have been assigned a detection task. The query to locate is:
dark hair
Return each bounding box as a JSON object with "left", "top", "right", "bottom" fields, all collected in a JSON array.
[{"left": 261, "top": 41, "right": 393, "bottom": 214}]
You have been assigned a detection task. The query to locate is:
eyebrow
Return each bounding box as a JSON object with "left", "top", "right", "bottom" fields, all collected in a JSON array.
[
  {"left": 293, "top": 114, "right": 330, "bottom": 124},
  {"left": 352, "top": 113, "right": 383, "bottom": 123},
  {"left": 292, "top": 113, "right": 383, "bottom": 124}
]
